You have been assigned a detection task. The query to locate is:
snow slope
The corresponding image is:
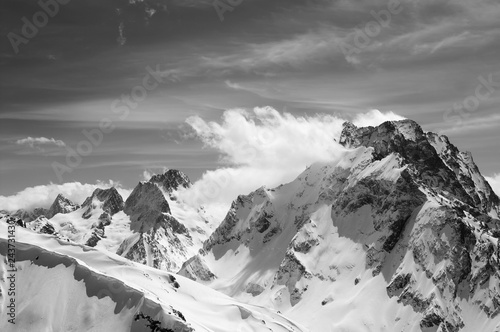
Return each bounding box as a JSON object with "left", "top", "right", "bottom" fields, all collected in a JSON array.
[{"left": 0, "top": 221, "right": 306, "bottom": 332}]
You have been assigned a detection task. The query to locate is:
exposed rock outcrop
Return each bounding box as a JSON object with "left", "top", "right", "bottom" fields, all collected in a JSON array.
[
  {"left": 118, "top": 181, "right": 192, "bottom": 271},
  {"left": 82, "top": 187, "right": 124, "bottom": 219},
  {"left": 46, "top": 194, "right": 79, "bottom": 219},
  {"left": 149, "top": 169, "right": 191, "bottom": 199}
]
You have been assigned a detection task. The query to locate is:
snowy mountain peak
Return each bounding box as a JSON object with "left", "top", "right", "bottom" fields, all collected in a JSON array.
[
  {"left": 340, "top": 119, "right": 499, "bottom": 216},
  {"left": 81, "top": 187, "right": 124, "bottom": 219},
  {"left": 149, "top": 169, "right": 192, "bottom": 198},
  {"left": 179, "top": 118, "right": 500, "bottom": 331},
  {"left": 119, "top": 181, "right": 199, "bottom": 271},
  {"left": 340, "top": 119, "right": 425, "bottom": 154},
  {"left": 46, "top": 193, "right": 79, "bottom": 219}
]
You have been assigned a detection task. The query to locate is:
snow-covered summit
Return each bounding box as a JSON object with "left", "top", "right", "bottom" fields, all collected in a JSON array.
[
  {"left": 180, "top": 119, "right": 500, "bottom": 331},
  {"left": 341, "top": 119, "right": 499, "bottom": 216}
]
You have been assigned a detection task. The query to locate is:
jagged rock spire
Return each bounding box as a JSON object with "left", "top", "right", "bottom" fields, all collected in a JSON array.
[
  {"left": 46, "top": 193, "right": 79, "bottom": 219},
  {"left": 148, "top": 169, "right": 191, "bottom": 199},
  {"left": 81, "top": 187, "right": 124, "bottom": 219}
]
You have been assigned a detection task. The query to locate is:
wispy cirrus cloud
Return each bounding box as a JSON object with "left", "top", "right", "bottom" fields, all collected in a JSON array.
[
  {"left": 439, "top": 114, "right": 500, "bottom": 135},
  {"left": 146, "top": 0, "right": 500, "bottom": 80}
]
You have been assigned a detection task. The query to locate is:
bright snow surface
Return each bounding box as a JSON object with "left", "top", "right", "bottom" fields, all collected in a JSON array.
[{"left": 0, "top": 222, "right": 306, "bottom": 332}]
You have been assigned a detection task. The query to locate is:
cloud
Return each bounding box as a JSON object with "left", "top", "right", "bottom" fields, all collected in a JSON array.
[
  {"left": 485, "top": 174, "right": 500, "bottom": 198},
  {"left": 0, "top": 181, "right": 131, "bottom": 212},
  {"left": 225, "top": 80, "right": 245, "bottom": 90},
  {"left": 142, "top": 167, "right": 170, "bottom": 182},
  {"left": 149, "top": 0, "right": 500, "bottom": 80},
  {"left": 439, "top": 113, "right": 500, "bottom": 135},
  {"left": 177, "top": 107, "right": 405, "bottom": 211},
  {"left": 15, "top": 136, "right": 66, "bottom": 150},
  {"left": 143, "top": 169, "right": 154, "bottom": 182},
  {"left": 352, "top": 109, "right": 405, "bottom": 127}
]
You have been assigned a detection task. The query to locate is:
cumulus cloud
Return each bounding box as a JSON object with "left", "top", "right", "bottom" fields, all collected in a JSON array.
[
  {"left": 485, "top": 173, "right": 500, "bottom": 197},
  {"left": 352, "top": 109, "right": 406, "bottom": 127},
  {"left": 143, "top": 169, "right": 154, "bottom": 182},
  {"left": 0, "top": 181, "right": 131, "bottom": 212},
  {"left": 142, "top": 167, "right": 170, "bottom": 182},
  {"left": 15, "top": 136, "right": 66, "bottom": 151},
  {"left": 177, "top": 107, "right": 405, "bottom": 211}
]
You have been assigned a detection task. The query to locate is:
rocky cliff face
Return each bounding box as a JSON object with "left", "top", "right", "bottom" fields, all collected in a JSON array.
[
  {"left": 426, "top": 131, "right": 500, "bottom": 215},
  {"left": 118, "top": 181, "right": 193, "bottom": 271},
  {"left": 124, "top": 182, "right": 171, "bottom": 232},
  {"left": 340, "top": 120, "right": 499, "bottom": 217},
  {"left": 46, "top": 194, "right": 80, "bottom": 219},
  {"left": 27, "top": 216, "right": 58, "bottom": 235},
  {"left": 149, "top": 169, "right": 191, "bottom": 199},
  {"left": 180, "top": 119, "right": 500, "bottom": 331},
  {"left": 82, "top": 187, "right": 124, "bottom": 219}
]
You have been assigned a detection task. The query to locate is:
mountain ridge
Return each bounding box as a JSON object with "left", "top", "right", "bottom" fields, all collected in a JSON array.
[
  {"left": 179, "top": 119, "right": 500, "bottom": 331},
  {"left": 2, "top": 119, "right": 500, "bottom": 331}
]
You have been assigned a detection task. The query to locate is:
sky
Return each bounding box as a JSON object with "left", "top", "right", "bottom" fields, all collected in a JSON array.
[{"left": 0, "top": 0, "right": 499, "bottom": 209}]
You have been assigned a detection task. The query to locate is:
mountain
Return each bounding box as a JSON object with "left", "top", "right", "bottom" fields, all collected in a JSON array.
[
  {"left": 179, "top": 119, "right": 500, "bottom": 331},
  {"left": 46, "top": 193, "right": 80, "bottom": 219},
  {"left": 12, "top": 207, "right": 47, "bottom": 222},
  {"left": 26, "top": 216, "right": 58, "bottom": 235},
  {"left": 81, "top": 187, "right": 124, "bottom": 219},
  {"left": 118, "top": 181, "right": 187, "bottom": 270},
  {"left": 3, "top": 119, "right": 500, "bottom": 331},
  {"left": 117, "top": 171, "right": 215, "bottom": 272},
  {"left": 0, "top": 219, "right": 305, "bottom": 332},
  {"left": 9, "top": 193, "right": 79, "bottom": 223},
  {"left": 10, "top": 187, "right": 131, "bottom": 251},
  {"left": 0, "top": 171, "right": 216, "bottom": 274},
  {"left": 149, "top": 169, "right": 192, "bottom": 199}
]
